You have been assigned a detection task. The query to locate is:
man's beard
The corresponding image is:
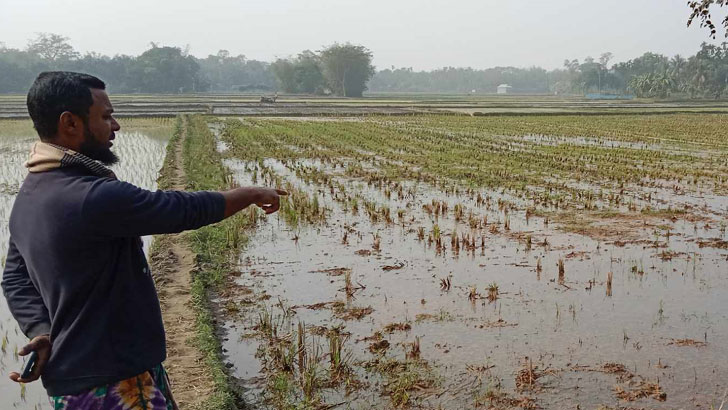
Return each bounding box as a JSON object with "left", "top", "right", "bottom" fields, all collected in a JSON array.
[{"left": 79, "top": 125, "right": 118, "bottom": 166}]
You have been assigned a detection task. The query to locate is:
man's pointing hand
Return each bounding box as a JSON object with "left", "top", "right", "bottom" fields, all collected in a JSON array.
[
  {"left": 255, "top": 188, "right": 288, "bottom": 214},
  {"left": 223, "top": 187, "right": 288, "bottom": 218}
]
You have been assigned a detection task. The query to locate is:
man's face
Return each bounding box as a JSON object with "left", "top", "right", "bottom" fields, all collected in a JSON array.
[{"left": 78, "top": 88, "right": 121, "bottom": 166}]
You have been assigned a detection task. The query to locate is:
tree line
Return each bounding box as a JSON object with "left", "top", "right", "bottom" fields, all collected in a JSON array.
[
  {"left": 0, "top": 34, "right": 375, "bottom": 96},
  {"left": 371, "top": 44, "right": 728, "bottom": 99},
  {"left": 0, "top": 33, "right": 275, "bottom": 94},
  {"left": 271, "top": 44, "right": 375, "bottom": 97},
  {"left": 1, "top": 33, "right": 727, "bottom": 98}
]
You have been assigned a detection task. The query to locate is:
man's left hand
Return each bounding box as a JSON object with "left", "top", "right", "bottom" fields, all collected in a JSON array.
[{"left": 9, "top": 334, "right": 51, "bottom": 383}]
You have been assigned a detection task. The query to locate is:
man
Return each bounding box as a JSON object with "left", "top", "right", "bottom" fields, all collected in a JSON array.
[{"left": 1, "top": 71, "right": 286, "bottom": 409}]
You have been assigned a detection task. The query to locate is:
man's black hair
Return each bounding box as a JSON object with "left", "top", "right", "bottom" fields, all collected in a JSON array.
[{"left": 26, "top": 71, "right": 106, "bottom": 140}]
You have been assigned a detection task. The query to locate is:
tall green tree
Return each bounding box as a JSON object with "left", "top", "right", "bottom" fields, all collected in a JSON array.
[
  {"left": 686, "top": 42, "right": 728, "bottom": 98},
  {"left": 131, "top": 45, "right": 205, "bottom": 93},
  {"left": 26, "top": 33, "right": 79, "bottom": 62},
  {"left": 198, "top": 50, "right": 275, "bottom": 91},
  {"left": 271, "top": 51, "right": 327, "bottom": 94},
  {"left": 270, "top": 58, "right": 297, "bottom": 93},
  {"left": 628, "top": 73, "right": 677, "bottom": 98},
  {"left": 293, "top": 51, "right": 325, "bottom": 94},
  {"left": 319, "top": 43, "right": 375, "bottom": 97}
]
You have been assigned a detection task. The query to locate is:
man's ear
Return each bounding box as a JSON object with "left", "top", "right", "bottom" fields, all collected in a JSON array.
[{"left": 58, "top": 111, "right": 83, "bottom": 137}]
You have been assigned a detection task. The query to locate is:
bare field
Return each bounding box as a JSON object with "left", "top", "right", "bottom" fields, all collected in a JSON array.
[
  {"left": 3, "top": 94, "right": 728, "bottom": 118},
  {"left": 209, "top": 114, "right": 728, "bottom": 409}
]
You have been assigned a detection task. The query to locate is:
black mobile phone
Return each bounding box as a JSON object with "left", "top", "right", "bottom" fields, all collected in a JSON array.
[{"left": 21, "top": 351, "right": 38, "bottom": 379}]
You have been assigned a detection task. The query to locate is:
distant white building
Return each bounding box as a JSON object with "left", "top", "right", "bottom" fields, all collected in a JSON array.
[{"left": 497, "top": 84, "right": 512, "bottom": 94}]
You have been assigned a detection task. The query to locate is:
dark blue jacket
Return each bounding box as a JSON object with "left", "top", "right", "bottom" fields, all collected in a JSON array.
[{"left": 1, "top": 166, "right": 225, "bottom": 396}]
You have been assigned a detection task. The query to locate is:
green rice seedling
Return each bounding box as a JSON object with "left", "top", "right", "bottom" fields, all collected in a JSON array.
[
  {"left": 382, "top": 206, "right": 393, "bottom": 224},
  {"left": 397, "top": 208, "right": 405, "bottom": 221},
  {"left": 312, "top": 195, "right": 321, "bottom": 216},
  {"left": 428, "top": 199, "right": 438, "bottom": 216},
  {"left": 423, "top": 203, "right": 433, "bottom": 216},
  {"left": 344, "top": 271, "right": 356, "bottom": 298},
  {"left": 247, "top": 205, "right": 259, "bottom": 226},
  {"left": 476, "top": 193, "right": 484, "bottom": 206},
  {"left": 328, "top": 331, "right": 351, "bottom": 380},
  {"left": 630, "top": 262, "right": 645, "bottom": 275},
  {"left": 280, "top": 196, "right": 299, "bottom": 228},
  {"left": 569, "top": 304, "right": 577, "bottom": 322},
  {"left": 432, "top": 224, "right": 441, "bottom": 241},
  {"left": 487, "top": 283, "right": 499, "bottom": 302},
  {"left": 607, "top": 271, "right": 613, "bottom": 296},
  {"left": 454, "top": 203, "right": 465, "bottom": 221},
  {"left": 417, "top": 227, "right": 425, "bottom": 240},
  {"left": 468, "top": 286, "right": 480, "bottom": 302},
  {"left": 468, "top": 213, "right": 480, "bottom": 229},
  {"left": 257, "top": 306, "right": 277, "bottom": 339},
  {"left": 372, "top": 232, "right": 381, "bottom": 252},
  {"left": 440, "top": 276, "right": 452, "bottom": 291},
  {"left": 301, "top": 340, "right": 321, "bottom": 403},
  {"left": 407, "top": 337, "right": 421, "bottom": 360},
  {"left": 438, "top": 308, "right": 454, "bottom": 322},
  {"left": 275, "top": 342, "right": 296, "bottom": 373},
  {"left": 364, "top": 357, "right": 438, "bottom": 408},
  {"left": 297, "top": 322, "right": 307, "bottom": 373},
  {"left": 655, "top": 300, "right": 666, "bottom": 327}
]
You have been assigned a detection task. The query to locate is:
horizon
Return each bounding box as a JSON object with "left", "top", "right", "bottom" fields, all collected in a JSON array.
[{"left": 1, "top": 0, "right": 725, "bottom": 71}]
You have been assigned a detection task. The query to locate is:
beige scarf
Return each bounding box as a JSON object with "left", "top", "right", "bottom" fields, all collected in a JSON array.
[{"left": 25, "top": 142, "right": 116, "bottom": 179}]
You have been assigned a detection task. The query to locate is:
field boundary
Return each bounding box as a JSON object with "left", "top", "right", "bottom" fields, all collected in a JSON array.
[{"left": 151, "top": 115, "right": 243, "bottom": 410}]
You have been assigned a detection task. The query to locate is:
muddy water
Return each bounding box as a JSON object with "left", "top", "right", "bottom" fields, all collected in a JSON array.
[
  {"left": 0, "top": 120, "right": 170, "bottom": 409},
  {"left": 220, "top": 151, "right": 728, "bottom": 408}
]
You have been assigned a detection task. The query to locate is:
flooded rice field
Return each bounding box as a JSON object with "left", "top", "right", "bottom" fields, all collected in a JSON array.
[
  {"left": 0, "top": 118, "right": 172, "bottom": 409},
  {"left": 211, "top": 115, "right": 728, "bottom": 409}
]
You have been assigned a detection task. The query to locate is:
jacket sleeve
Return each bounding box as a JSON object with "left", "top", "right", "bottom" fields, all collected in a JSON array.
[
  {"left": 1, "top": 237, "right": 51, "bottom": 339},
  {"left": 82, "top": 178, "right": 226, "bottom": 238}
]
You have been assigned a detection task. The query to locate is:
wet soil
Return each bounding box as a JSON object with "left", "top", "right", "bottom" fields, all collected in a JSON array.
[{"left": 211, "top": 120, "right": 728, "bottom": 409}]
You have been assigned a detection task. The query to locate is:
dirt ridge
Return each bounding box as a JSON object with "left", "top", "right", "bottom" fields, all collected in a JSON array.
[{"left": 151, "top": 117, "right": 214, "bottom": 409}]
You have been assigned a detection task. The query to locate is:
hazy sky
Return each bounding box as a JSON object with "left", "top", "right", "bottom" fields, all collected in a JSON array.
[{"left": 1, "top": 0, "right": 725, "bottom": 70}]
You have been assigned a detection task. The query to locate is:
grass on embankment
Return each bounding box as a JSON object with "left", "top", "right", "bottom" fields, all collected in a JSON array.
[{"left": 154, "top": 114, "right": 253, "bottom": 410}]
